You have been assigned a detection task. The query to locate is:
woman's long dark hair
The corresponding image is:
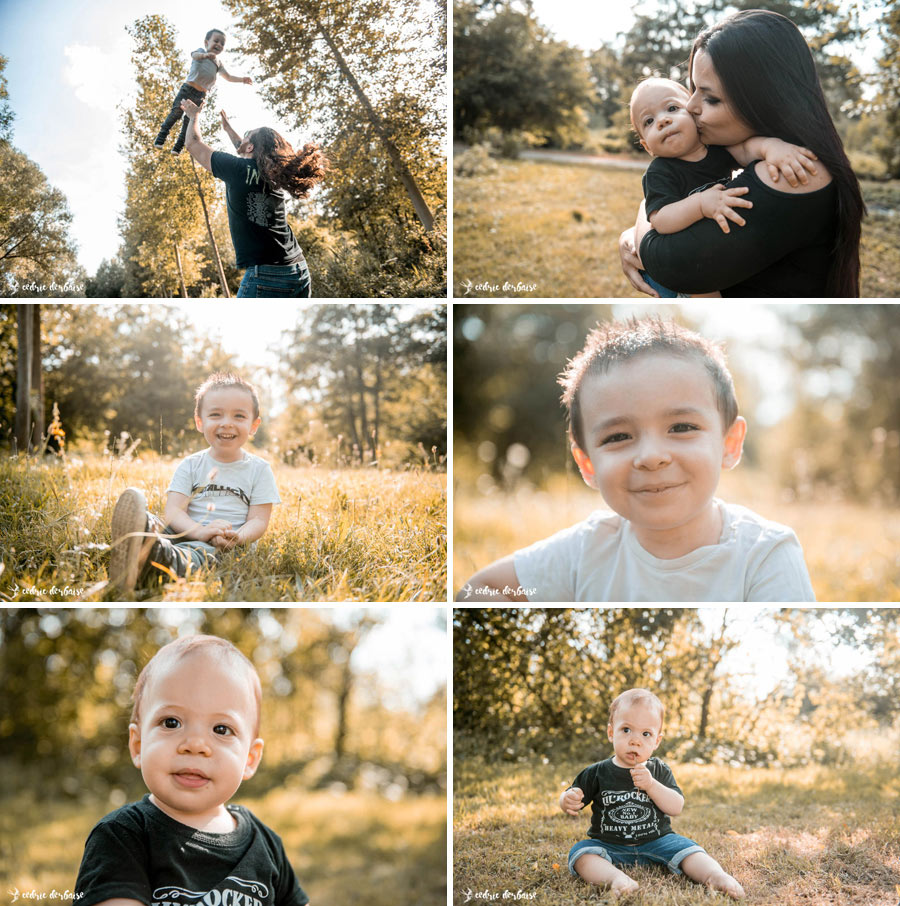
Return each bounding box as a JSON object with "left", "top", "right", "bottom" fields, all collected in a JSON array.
[
  {"left": 690, "top": 10, "right": 865, "bottom": 297},
  {"left": 249, "top": 128, "right": 328, "bottom": 199}
]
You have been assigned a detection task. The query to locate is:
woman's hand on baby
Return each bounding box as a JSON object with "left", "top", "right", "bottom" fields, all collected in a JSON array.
[
  {"left": 618, "top": 228, "right": 658, "bottom": 297},
  {"left": 699, "top": 185, "right": 752, "bottom": 234},
  {"left": 760, "top": 138, "right": 818, "bottom": 187},
  {"left": 629, "top": 763, "right": 653, "bottom": 791},
  {"left": 560, "top": 787, "right": 585, "bottom": 816}
]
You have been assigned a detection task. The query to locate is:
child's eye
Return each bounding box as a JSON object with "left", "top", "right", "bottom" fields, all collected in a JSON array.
[
  {"left": 213, "top": 724, "right": 234, "bottom": 736},
  {"left": 667, "top": 104, "right": 680, "bottom": 112},
  {"left": 643, "top": 117, "right": 653, "bottom": 127},
  {"left": 600, "top": 432, "right": 630, "bottom": 446},
  {"left": 671, "top": 423, "right": 699, "bottom": 434},
  {"left": 162, "top": 717, "right": 181, "bottom": 729}
]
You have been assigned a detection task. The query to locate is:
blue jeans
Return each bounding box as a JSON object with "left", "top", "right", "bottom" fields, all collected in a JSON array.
[
  {"left": 641, "top": 270, "right": 678, "bottom": 298},
  {"left": 568, "top": 834, "right": 705, "bottom": 877},
  {"left": 155, "top": 83, "right": 206, "bottom": 153},
  {"left": 238, "top": 261, "right": 311, "bottom": 297}
]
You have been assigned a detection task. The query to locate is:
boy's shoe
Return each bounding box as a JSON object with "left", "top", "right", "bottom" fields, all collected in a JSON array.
[
  {"left": 109, "top": 488, "right": 155, "bottom": 593},
  {"left": 171, "top": 145, "right": 183, "bottom": 155},
  {"left": 153, "top": 140, "right": 165, "bottom": 148}
]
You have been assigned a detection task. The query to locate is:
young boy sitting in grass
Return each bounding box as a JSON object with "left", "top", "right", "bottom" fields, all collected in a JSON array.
[
  {"left": 109, "top": 372, "right": 280, "bottom": 593},
  {"left": 72, "top": 634, "right": 310, "bottom": 906},
  {"left": 630, "top": 77, "right": 818, "bottom": 298},
  {"left": 560, "top": 688, "right": 744, "bottom": 899},
  {"left": 456, "top": 317, "right": 815, "bottom": 602}
]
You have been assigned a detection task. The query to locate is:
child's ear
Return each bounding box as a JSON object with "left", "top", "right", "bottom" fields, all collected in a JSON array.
[
  {"left": 571, "top": 443, "right": 599, "bottom": 489},
  {"left": 128, "top": 723, "right": 142, "bottom": 768},
  {"left": 243, "top": 738, "right": 264, "bottom": 780},
  {"left": 722, "top": 416, "right": 747, "bottom": 470},
  {"left": 195, "top": 413, "right": 204, "bottom": 432},
  {"left": 249, "top": 416, "right": 262, "bottom": 437}
]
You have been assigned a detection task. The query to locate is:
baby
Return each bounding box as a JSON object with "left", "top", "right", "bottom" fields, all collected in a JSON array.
[
  {"left": 154, "top": 29, "right": 252, "bottom": 155},
  {"left": 72, "top": 634, "right": 310, "bottom": 906},
  {"left": 630, "top": 77, "right": 818, "bottom": 297},
  {"left": 456, "top": 317, "right": 816, "bottom": 602},
  {"left": 561, "top": 688, "right": 744, "bottom": 898},
  {"left": 109, "top": 372, "right": 280, "bottom": 593}
]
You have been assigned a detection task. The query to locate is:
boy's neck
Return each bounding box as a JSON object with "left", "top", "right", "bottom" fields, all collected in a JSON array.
[
  {"left": 674, "top": 143, "right": 708, "bottom": 163},
  {"left": 631, "top": 499, "right": 723, "bottom": 560},
  {"left": 148, "top": 793, "right": 236, "bottom": 833},
  {"left": 207, "top": 446, "right": 246, "bottom": 464}
]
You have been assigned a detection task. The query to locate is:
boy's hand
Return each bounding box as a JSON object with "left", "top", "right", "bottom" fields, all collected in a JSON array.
[
  {"left": 698, "top": 184, "right": 752, "bottom": 234},
  {"left": 211, "top": 530, "right": 239, "bottom": 550},
  {"left": 759, "top": 137, "right": 818, "bottom": 187},
  {"left": 241, "top": 76, "right": 252, "bottom": 85},
  {"left": 560, "top": 787, "right": 585, "bottom": 816},
  {"left": 630, "top": 762, "right": 653, "bottom": 791},
  {"left": 198, "top": 519, "right": 233, "bottom": 542}
]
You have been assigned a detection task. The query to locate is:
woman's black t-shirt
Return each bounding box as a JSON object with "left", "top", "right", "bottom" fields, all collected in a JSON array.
[
  {"left": 211, "top": 151, "right": 304, "bottom": 269},
  {"left": 640, "top": 160, "right": 837, "bottom": 296},
  {"left": 570, "top": 757, "right": 683, "bottom": 844},
  {"left": 72, "top": 795, "right": 309, "bottom": 906}
]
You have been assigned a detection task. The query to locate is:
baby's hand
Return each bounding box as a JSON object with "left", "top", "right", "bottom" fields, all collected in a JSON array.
[
  {"left": 760, "top": 138, "right": 818, "bottom": 187},
  {"left": 699, "top": 184, "right": 752, "bottom": 234},
  {"left": 211, "top": 531, "right": 239, "bottom": 550},
  {"left": 560, "top": 787, "right": 585, "bottom": 816},
  {"left": 629, "top": 762, "right": 653, "bottom": 791}
]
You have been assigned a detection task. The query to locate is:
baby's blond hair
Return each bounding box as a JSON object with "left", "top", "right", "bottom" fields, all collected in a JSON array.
[
  {"left": 608, "top": 688, "right": 665, "bottom": 730},
  {"left": 130, "top": 634, "right": 262, "bottom": 737}
]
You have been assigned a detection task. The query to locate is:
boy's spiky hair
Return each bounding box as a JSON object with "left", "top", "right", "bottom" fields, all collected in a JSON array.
[
  {"left": 130, "top": 634, "right": 262, "bottom": 737},
  {"left": 608, "top": 688, "right": 665, "bottom": 729},
  {"left": 558, "top": 316, "right": 738, "bottom": 452},
  {"left": 194, "top": 372, "right": 260, "bottom": 420}
]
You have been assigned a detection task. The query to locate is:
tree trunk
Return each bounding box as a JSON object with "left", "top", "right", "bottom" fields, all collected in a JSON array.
[
  {"left": 14, "top": 305, "right": 33, "bottom": 453},
  {"left": 173, "top": 240, "right": 188, "bottom": 298},
  {"left": 30, "top": 305, "right": 43, "bottom": 446},
  {"left": 189, "top": 157, "right": 230, "bottom": 297},
  {"left": 313, "top": 17, "right": 436, "bottom": 233}
]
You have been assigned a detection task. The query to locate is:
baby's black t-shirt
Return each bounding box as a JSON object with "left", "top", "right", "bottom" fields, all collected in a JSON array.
[
  {"left": 72, "top": 795, "right": 309, "bottom": 906},
  {"left": 570, "top": 757, "right": 683, "bottom": 844},
  {"left": 642, "top": 145, "right": 740, "bottom": 217}
]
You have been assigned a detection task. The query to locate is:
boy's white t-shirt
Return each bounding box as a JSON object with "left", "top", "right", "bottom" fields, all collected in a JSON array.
[
  {"left": 513, "top": 499, "right": 815, "bottom": 603},
  {"left": 167, "top": 449, "right": 281, "bottom": 530}
]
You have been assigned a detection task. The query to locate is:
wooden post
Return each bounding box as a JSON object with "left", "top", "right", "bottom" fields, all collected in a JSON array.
[{"left": 189, "top": 156, "right": 231, "bottom": 297}]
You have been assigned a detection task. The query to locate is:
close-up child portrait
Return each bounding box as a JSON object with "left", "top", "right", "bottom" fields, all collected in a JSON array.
[{"left": 454, "top": 303, "right": 900, "bottom": 603}]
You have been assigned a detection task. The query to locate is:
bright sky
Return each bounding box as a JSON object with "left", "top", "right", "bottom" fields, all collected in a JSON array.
[{"left": 0, "top": 0, "right": 311, "bottom": 275}]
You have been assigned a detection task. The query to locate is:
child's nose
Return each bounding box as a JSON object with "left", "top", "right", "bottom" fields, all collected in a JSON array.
[
  {"left": 633, "top": 439, "right": 671, "bottom": 469},
  {"left": 178, "top": 734, "right": 211, "bottom": 755}
]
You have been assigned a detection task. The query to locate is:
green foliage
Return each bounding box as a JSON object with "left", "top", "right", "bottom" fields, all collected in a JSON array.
[
  {"left": 0, "top": 144, "right": 83, "bottom": 294},
  {"left": 0, "top": 55, "right": 14, "bottom": 143},
  {"left": 873, "top": 1, "right": 900, "bottom": 177},
  {"left": 454, "top": 2, "right": 593, "bottom": 147}
]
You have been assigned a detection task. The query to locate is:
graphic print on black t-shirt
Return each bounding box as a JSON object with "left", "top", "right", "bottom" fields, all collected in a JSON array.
[
  {"left": 597, "top": 789, "right": 661, "bottom": 841},
  {"left": 153, "top": 875, "right": 269, "bottom": 906}
]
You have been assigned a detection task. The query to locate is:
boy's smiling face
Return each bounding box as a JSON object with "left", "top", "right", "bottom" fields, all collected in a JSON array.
[
  {"left": 195, "top": 386, "right": 261, "bottom": 463},
  {"left": 128, "top": 649, "right": 263, "bottom": 830},
  {"left": 607, "top": 700, "right": 663, "bottom": 768},
  {"left": 206, "top": 32, "right": 225, "bottom": 55},
  {"left": 572, "top": 352, "right": 746, "bottom": 558}
]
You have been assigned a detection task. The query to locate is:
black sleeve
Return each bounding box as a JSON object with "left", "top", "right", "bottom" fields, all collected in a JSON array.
[
  {"left": 570, "top": 764, "right": 598, "bottom": 807},
  {"left": 650, "top": 759, "right": 683, "bottom": 796},
  {"left": 639, "top": 163, "right": 835, "bottom": 294},
  {"left": 267, "top": 830, "right": 309, "bottom": 906},
  {"left": 72, "top": 822, "right": 153, "bottom": 906},
  {"left": 211, "top": 150, "right": 247, "bottom": 184},
  {"left": 642, "top": 161, "right": 685, "bottom": 217}
]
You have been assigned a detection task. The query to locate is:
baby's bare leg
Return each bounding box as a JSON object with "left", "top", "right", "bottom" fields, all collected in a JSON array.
[
  {"left": 573, "top": 854, "right": 639, "bottom": 895},
  {"left": 680, "top": 852, "right": 745, "bottom": 899}
]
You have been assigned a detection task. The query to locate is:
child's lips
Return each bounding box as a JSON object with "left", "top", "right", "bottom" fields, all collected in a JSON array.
[{"left": 173, "top": 770, "right": 211, "bottom": 788}]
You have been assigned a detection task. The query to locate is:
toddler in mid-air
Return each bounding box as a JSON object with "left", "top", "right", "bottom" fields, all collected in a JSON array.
[{"left": 154, "top": 29, "right": 252, "bottom": 155}]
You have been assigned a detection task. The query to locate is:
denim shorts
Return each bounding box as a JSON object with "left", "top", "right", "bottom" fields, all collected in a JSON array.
[
  {"left": 568, "top": 833, "right": 705, "bottom": 877},
  {"left": 237, "top": 261, "right": 311, "bottom": 297}
]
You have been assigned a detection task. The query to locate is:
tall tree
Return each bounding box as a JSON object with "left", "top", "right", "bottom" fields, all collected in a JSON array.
[
  {"left": 121, "top": 16, "right": 230, "bottom": 297},
  {"left": 222, "top": 0, "right": 443, "bottom": 233},
  {"left": 13, "top": 304, "right": 42, "bottom": 453},
  {"left": 873, "top": 0, "right": 900, "bottom": 177}
]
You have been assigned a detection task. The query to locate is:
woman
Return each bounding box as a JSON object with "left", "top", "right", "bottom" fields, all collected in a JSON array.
[
  {"left": 619, "top": 10, "right": 865, "bottom": 298},
  {"left": 180, "top": 100, "right": 327, "bottom": 297}
]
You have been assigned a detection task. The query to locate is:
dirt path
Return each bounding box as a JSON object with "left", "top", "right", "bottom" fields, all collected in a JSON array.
[{"left": 518, "top": 149, "right": 646, "bottom": 170}]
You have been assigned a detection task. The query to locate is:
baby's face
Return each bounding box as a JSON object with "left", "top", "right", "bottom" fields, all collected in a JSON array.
[
  {"left": 607, "top": 701, "right": 663, "bottom": 767},
  {"left": 195, "top": 387, "right": 261, "bottom": 462},
  {"left": 573, "top": 353, "right": 745, "bottom": 553},
  {"left": 632, "top": 80, "right": 704, "bottom": 159},
  {"left": 129, "top": 650, "right": 262, "bottom": 827}
]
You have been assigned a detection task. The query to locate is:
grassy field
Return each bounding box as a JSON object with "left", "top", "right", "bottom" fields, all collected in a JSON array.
[
  {"left": 453, "top": 157, "right": 900, "bottom": 298},
  {"left": 0, "top": 784, "right": 447, "bottom": 906},
  {"left": 0, "top": 450, "right": 447, "bottom": 602},
  {"left": 454, "top": 755, "right": 900, "bottom": 906},
  {"left": 453, "top": 464, "right": 900, "bottom": 602}
]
